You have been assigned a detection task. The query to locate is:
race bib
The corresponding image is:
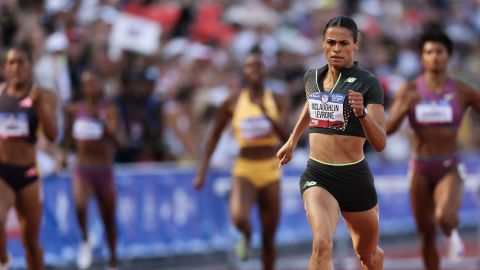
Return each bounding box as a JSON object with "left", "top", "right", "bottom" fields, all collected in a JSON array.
[
  {"left": 0, "top": 113, "right": 29, "bottom": 138},
  {"left": 73, "top": 118, "right": 104, "bottom": 140},
  {"left": 239, "top": 116, "right": 273, "bottom": 140},
  {"left": 415, "top": 100, "right": 453, "bottom": 124},
  {"left": 309, "top": 93, "right": 346, "bottom": 129}
]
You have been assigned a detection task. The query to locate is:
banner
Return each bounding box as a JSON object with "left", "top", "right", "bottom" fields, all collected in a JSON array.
[
  {"left": 109, "top": 13, "right": 162, "bottom": 57},
  {"left": 6, "top": 158, "right": 479, "bottom": 268}
]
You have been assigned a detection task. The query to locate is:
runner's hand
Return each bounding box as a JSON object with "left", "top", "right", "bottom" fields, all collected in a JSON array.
[
  {"left": 348, "top": 90, "right": 365, "bottom": 117},
  {"left": 276, "top": 140, "right": 295, "bottom": 166},
  {"left": 403, "top": 89, "right": 421, "bottom": 112},
  {"left": 193, "top": 174, "right": 206, "bottom": 191},
  {"left": 22, "top": 87, "right": 40, "bottom": 108},
  {"left": 56, "top": 152, "right": 68, "bottom": 171}
]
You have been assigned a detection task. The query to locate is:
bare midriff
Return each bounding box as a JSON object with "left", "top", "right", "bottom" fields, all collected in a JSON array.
[
  {"left": 75, "top": 140, "right": 113, "bottom": 166},
  {"left": 411, "top": 128, "right": 458, "bottom": 158},
  {"left": 0, "top": 140, "right": 36, "bottom": 166},
  {"left": 309, "top": 133, "right": 365, "bottom": 164},
  {"left": 239, "top": 145, "right": 277, "bottom": 160}
]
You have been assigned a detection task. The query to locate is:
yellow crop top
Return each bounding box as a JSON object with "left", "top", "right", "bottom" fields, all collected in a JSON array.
[{"left": 232, "top": 89, "right": 280, "bottom": 148}]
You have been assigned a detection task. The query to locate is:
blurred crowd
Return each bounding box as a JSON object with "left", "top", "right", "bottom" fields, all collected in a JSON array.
[{"left": 1, "top": 0, "right": 480, "bottom": 173}]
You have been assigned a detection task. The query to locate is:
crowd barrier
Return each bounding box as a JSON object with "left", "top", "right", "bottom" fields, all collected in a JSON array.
[{"left": 6, "top": 155, "right": 480, "bottom": 268}]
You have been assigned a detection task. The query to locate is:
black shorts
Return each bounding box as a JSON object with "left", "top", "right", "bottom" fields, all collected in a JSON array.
[
  {"left": 0, "top": 163, "right": 39, "bottom": 192},
  {"left": 300, "top": 158, "right": 377, "bottom": 212}
]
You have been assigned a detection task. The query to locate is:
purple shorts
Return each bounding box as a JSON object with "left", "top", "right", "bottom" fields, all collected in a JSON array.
[
  {"left": 73, "top": 164, "right": 115, "bottom": 195},
  {"left": 409, "top": 155, "right": 461, "bottom": 183}
]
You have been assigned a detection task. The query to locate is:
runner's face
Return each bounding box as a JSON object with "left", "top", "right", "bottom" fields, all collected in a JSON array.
[
  {"left": 421, "top": 41, "right": 449, "bottom": 73},
  {"left": 243, "top": 56, "right": 264, "bottom": 85},
  {"left": 81, "top": 72, "right": 102, "bottom": 98},
  {"left": 323, "top": 27, "right": 359, "bottom": 69},
  {"left": 4, "top": 49, "right": 31, "bottom": 85}
]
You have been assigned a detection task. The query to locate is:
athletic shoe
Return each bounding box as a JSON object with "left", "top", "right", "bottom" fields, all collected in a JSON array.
[
  {"left": 76, "top": 241, "right": 93, "bottom": 269},
  {"left": 0, "top": 253, "right": 11, "bottom": 270},
  {"left": 235, "top": 236, "right": 252, "bottom": 261},
  {"left": 446, "top": 229, "right": 465, "bottom": 263}
]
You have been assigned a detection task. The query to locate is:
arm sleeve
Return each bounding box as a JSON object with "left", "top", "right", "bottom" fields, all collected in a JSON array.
[
  {"left": 304, "top": 69, "right": 318, "bottom": 99},
  {"left": 364, "top": 75, "right": 384, "bottom": 106}
]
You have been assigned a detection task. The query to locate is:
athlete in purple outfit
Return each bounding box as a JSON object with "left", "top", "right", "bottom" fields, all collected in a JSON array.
[
  {"left": 63, "top": 70, "right": 124, "bottom": 270},
  {"left": 386, "top": 28, "right": 480, "bottom": 270}
]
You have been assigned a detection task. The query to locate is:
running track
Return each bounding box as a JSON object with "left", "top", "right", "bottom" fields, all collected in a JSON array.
[{"left": 55, "top": 230, "right": 479, "bottom": 269}]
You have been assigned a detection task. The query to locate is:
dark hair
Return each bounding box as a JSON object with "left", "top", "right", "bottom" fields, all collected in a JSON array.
[
  {"left": 121, "top": 67, "right": 155, "bottom": 84},
  {"left": 81, "top": 68, "right": 100, "bottom": 80},
  {"left": 6, "top": 44, "right": 33, "bottom": 63},
  {"left": 323, "top": 16, "right": 359, "bottom": 42},
  {"left": 418, "top": 26, "right": 453, "bottom": 55}
]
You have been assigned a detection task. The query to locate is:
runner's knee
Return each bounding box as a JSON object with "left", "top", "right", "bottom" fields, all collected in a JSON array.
[
  {"left": 357, "top": 247, "right": 383, "bottom": 268},
  {"left": 311, "top": 236, "right": 333, "bottom": 260},
  {"left": 416, "top": 219, "right": 436, "bottom": 237},
  {"left": 231, "top": 212, "right": 249, "bottom": 229},
  {"left": 435, "top": 211, "right": 457, "bottom": 234}
]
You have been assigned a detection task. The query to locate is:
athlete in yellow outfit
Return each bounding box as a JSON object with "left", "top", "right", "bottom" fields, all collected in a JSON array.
[{"left": 194, "top": 54, "right": 288, "bottom": 270}]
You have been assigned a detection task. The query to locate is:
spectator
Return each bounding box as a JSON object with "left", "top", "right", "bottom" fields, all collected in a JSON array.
[{"left": 115, "top": 65, "right": 171, "bottom": 162}]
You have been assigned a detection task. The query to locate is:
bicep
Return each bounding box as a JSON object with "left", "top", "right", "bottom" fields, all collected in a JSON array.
[
  {"left": 364, "top": 76, "right": 384, "bottom": 106},
  {"left": 42, "top": 90, "right": 58, "bottom": 119}
]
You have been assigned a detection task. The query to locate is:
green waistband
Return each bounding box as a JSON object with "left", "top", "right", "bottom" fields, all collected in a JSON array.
[{"left": 309, "top": 156, "right": 365, "bottom": 166}]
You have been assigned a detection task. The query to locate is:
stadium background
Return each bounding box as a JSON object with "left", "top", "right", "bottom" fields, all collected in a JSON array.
[{"left": 1, "top": 0, "right": 479, "bottom": 269}]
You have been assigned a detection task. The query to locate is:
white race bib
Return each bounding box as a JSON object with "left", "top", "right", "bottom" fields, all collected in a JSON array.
[
  {"left": 0, "top": 113, "right": 29, "bottom": 138},
  {"left": 239, "top": 116, "right": 273, "bottom": 140},
  {"left": 73, "top": 118, "right": 104, "bottom": 140},
  {"left": 309, "top": 93, "right": 345, "bottom": 129},
  {"left": 415, "top": 100, "right": 453, "bottom": 124}
]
